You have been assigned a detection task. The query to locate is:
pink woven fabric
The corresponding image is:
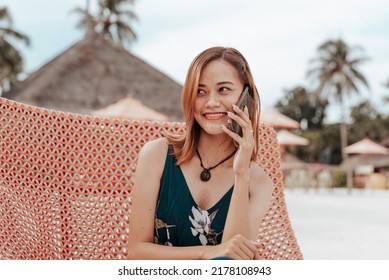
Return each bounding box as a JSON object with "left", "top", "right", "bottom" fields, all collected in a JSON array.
[{"left": 0, "top": 97, "right": 302, "bottom": 259}]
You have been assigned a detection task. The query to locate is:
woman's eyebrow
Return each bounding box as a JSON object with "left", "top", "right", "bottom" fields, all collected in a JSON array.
[
  {"left": 198, "top": 81, "right": 234, "bottom": 87},
  {"left": 216, "top": 81, "right": 234, "bottom": 86}
]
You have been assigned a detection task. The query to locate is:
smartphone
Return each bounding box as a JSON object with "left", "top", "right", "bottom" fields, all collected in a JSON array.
[{"left": 230, "top": 86, "right": 255, "bottom": 137}]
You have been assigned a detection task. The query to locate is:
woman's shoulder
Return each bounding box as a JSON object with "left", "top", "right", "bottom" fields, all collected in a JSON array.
[
  {"left": 140, "top": 137, "right": 169, "bottom": 154},
  {"left": 138, "top": 137, "right": 169, "bottom": 165},
  {"left": 135, "top": 137, "right": 169, "bottom": 180}
]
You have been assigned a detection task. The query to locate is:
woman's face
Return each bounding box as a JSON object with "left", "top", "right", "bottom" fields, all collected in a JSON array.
[{"left": 194, "top": 59, "right": 244, "bottom": 136}]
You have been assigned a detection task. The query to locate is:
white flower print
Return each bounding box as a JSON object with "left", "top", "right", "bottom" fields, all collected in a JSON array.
[{"left": 189, "top": 206, "right": 220, "bottom": 245}]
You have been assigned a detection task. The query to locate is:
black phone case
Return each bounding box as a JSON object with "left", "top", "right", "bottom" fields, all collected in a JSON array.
[{"left": 230, "top": 87, "right": 255, "bottom": 137}]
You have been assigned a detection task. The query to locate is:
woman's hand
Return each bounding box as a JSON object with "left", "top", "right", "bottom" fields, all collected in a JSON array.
[
  {"left": 222, "top": 104, "right": 255, "bottom": 176},
  {"left": 203, "top": 234, "right": 261, "bottom": 260}
]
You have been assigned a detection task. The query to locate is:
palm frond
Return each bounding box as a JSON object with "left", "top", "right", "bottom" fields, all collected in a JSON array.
[
  {"left": 0, "top": 27, "right": 30, "bottom": 46},
  {"left": 70, "top": 7, "right": 88, "bottom": 15},
  {"left": 72, "top": 0, "right": 137, "bottom": 47},
  {"left": 0, "top": 7, "right": 12, "bottom": 24},
  {"left": 117, "top": 10, "right": 138, "bottom": 21},
  {"left": 115, "top": 20, "right": 136, "bottom": 39},
  {"left": 0, "top": 38, "right": 24, "bottom": 81},
  {"left": 307, "top": 38, "right": 369, "bottom": 98},
  {"left": 344, "top": 75, "right": 360, "bottom": 95},
  {"left": 350, "top": 68, "right": 369, "bottom": 89}
]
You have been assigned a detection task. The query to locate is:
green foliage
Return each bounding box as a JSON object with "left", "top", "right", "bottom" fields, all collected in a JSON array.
[
  {"left": 350, "top": 100, "right": 378, "bottom": 124},
  {"left": 0, "top": 7, "right": 30, "bottom": 93},
  {"left": 349, "top": 100, "right": 389, "bottom": 143},
  {"left": 292, "top": 124, "right": 342, "bottom": 164},
  {"left": 275, "top": 86, "right": 328, "bottom": 130},
  {"left": 274, "top": 85, "right": 341, "bottom": 164},
  {"left": 281, "top": 99, "right": 389, "bottom": 165},
  {"left": 274, "top": 86, "right": 389, "bottom": 165}
]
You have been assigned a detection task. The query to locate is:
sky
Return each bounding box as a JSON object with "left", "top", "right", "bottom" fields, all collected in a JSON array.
[{"left": 2, "top": 0, "right": 389, "bottom": 123}]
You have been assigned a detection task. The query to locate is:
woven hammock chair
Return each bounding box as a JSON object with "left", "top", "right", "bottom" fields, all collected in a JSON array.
[{"left": 0, "top": 97, "right": 303, "bottom": 259}]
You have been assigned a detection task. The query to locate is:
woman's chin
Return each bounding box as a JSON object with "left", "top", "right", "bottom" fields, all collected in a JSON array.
[{"left": 201, "top": 123, "right": 226, "bottom": 135}]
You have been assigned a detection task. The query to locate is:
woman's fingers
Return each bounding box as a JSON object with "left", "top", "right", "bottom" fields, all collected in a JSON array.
[
  {"left": 239, "top": 242, "right": 257, "bottom": 260},
  {"left": 221, "top": 124, "right": 241, "bottom": 143},
  {"left": 227, "top": 106, "right": 254, "bottom": 139},
  {"left": 233, "top": 104, "right": 251, "bottom": 123},
  {"left": 212, "top": 236, "right": 262, "bottom": 260},
  {"left": 227, "top": 111, "right": 250, "bottom": 132},
  {"left": 231, "top": 235, "right": 259, "bottom": 260}
]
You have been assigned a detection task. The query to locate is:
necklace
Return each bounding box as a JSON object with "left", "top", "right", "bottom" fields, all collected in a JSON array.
[{"left": 196, "top": 148, "right": 236, "bottom": 182}]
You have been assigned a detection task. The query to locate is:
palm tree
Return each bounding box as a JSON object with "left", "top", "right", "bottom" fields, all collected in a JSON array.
[
  {"left": 307, "top": 38, "right": 369, "bottom": 161},
  {"left": 0, "top": 7, "right": 30, "bottom": 94},
  {"left": 73, "top": 0, "right": 137, "bottom": 47}
]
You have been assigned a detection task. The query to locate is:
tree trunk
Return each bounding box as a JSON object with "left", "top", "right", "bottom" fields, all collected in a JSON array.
[
  {"left": 339, "top": 92, "right": 352, "bottom": 191},
  {"left": 340, "top": 121, "right": 348, "bottom": 161},
  {"left": 85, "top": 0, "right": 94, "bottom": 36},
  {"left": 338, "top": 86, "right": 348, "bottom": 161}
]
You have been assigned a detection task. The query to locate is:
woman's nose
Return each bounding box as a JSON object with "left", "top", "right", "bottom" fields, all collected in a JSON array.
[{"left": 205, "top": 92, "right": 220, "bottom": 108}]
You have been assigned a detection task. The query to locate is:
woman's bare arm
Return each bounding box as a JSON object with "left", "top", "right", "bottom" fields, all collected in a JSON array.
[
  {"left": 127, "top": 138, "right": 203, "bottom": 259},
  {"left": 222, "top": 164, "right": 273, "bottom": 243},
  {"left": 221, "top": 106, "right": 274, "bottom": 243}
]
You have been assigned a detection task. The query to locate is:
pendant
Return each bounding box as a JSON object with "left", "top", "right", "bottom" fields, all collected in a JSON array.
[{"left": 200, "top": 169, "right": 211, "bottom": 182}]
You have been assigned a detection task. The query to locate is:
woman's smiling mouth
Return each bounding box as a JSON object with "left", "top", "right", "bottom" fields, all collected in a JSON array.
[{"left": 202, "top": 112, "right": 227, "bottom": 120}]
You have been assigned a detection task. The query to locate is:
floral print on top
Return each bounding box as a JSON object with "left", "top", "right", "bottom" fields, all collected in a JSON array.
[
  {"left": 189, "top": 206, "right": 222, "bottom": 245},
  {"left": 154, "top": 146, "right": 233, "bottom": 247}
]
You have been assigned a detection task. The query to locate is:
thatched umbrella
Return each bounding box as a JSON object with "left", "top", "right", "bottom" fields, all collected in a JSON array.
[
  {"left": 277, "top": 129, "right": 309, "bottom": 181},
  {"left": 277, "top": 129, "right": 309, "bottom": 146},
  {"left": 4, "top": 32, "right": 183, "bottom": 120},
  {"left": 341, "top": 154, "right": 389, "bottom": 170},
  {"left": 277, "top": 129, "right": 309, "bottom": 159},
  {"left": 261, "top": 108, "right": 300, "bottom": 129},
  {"left": 345, "top": 138, "right": 389, "bottom": 155},
  {"left": 92, "top": 96, "right": 168, "bottom": 121},
  {"left": 343, "top": 138, "right": 389, "bottom": 190}
]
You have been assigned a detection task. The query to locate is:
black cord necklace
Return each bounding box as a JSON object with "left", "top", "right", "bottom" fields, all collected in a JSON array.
[{"left": 196, "top": 148, "right": 236, "bottom": 182}]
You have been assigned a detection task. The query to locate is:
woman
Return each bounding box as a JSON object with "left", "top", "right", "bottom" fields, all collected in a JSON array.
[{"left": 127, "top": 47, "right": 273, "bottom": 260}]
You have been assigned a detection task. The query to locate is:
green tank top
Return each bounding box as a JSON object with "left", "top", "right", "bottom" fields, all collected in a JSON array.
[{"left": 154, "top": 146, "right": 234, "bottom": 247}]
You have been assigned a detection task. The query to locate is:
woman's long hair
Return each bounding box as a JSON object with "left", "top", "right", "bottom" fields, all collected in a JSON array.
[{"left": 165, "top": 47, "right": 260, "bottom": 165}]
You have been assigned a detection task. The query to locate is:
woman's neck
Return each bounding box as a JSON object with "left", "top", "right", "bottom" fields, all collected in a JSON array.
[{"left": 197, "top": 132, "right": 236, "bottom": 166}]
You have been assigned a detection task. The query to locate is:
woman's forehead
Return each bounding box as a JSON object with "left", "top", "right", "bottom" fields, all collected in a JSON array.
[{"left": 199, "top": 60, "right": 241, "bottom": 84}]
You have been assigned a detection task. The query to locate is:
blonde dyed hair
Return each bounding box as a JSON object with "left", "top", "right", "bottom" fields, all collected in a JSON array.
[{"left": 166, "top": 47, "right": 260, "bottom": 165}]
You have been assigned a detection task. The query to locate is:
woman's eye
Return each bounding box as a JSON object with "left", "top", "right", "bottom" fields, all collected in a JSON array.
[
  {"left": 219, "top": 87, "right": 230, "bottom": 93},
  {"left": 197, "top": 89, "right": 206, "bottom": 95}
]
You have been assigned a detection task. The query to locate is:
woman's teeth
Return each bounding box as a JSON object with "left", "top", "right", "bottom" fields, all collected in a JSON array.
[{"left": 203, "top": 112, "right": 226, "bottom": 120}]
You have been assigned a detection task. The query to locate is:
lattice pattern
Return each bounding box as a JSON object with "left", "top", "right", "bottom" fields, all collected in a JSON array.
[{"left": 0, "top": 97, "right": 302, "bottom": 260}]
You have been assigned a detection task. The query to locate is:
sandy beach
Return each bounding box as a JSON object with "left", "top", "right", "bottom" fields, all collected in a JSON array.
[{"left": 285, "top": 188, "right": 389, "bottom": 260}]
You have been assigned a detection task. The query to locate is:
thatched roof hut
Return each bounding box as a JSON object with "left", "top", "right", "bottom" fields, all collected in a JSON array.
[
  {"left": 340, "top": 154, "right": 389, "bottom": 170},
  {"left": 4, "top": 32, "right": 183, "bottom": 120}
]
